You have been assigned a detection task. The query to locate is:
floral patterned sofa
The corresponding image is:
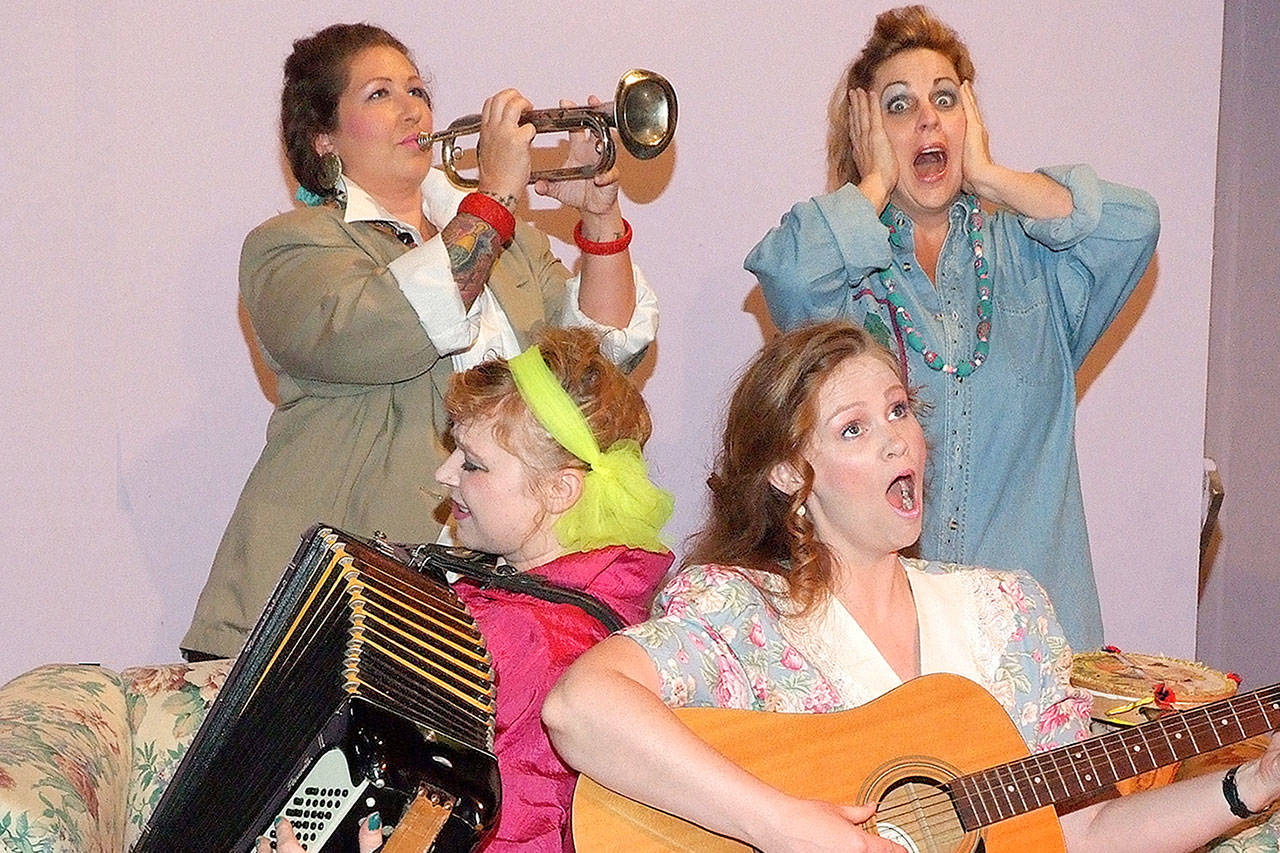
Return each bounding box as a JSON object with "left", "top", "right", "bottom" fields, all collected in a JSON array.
[
  {"left": 0, "top": 659, "right": 229, "bottom": 853},
  {"left": 0, "top": 659, "right": 1275, "bottom": 853}
]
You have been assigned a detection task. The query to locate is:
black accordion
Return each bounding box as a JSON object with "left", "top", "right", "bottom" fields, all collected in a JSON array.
[{"left": 134, "top": 525, "right": 502, "bottom": 852}]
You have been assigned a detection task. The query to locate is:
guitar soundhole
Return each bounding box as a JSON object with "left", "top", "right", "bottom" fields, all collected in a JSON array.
[{"left": 875, "top": 773, "right": 977, "bottom": 853}]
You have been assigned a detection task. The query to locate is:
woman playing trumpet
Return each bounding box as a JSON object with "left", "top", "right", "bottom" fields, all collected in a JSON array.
[{"left": 184, "top": 23, "right": 659, "bottom": 660}]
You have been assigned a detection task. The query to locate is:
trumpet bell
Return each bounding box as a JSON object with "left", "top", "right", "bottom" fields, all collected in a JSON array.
[
  {"left": 614, "top": 69, "right": 678, "bottom": 160},
  {"left": 419, "top": 69, "right": 677, "bottom": 188}
]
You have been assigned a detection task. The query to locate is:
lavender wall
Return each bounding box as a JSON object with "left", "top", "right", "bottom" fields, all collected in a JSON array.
[{"left": 0, "top": 1, "right": 1226, "bottom": 682}]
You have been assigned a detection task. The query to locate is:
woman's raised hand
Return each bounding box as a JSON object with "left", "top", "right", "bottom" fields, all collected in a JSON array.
[
  {"left": 849, "top": 88, "right": 897, "bottom": 211},
  {"left": 476, "top": 88, "right": 537, "bottom": 204},
  {"left": 257, "top": 815, "right": 383, "bottom": 853},
  {"left": 534, "top": 95, "right": 622, "bottom": 216},
  {"left": 958, "top": 81, "right": 998, "bottom": 196},
  {"left": 954, "top": 80, "right": 1073, "bottom": 217}
]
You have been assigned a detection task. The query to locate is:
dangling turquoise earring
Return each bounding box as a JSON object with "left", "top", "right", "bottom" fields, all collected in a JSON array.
[{"left": 295, "top": 185, "right": 325, "bottom": 206}]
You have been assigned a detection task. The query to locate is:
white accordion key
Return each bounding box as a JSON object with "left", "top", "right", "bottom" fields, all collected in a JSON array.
[{"left": 263, "top": 747, "right": 371, "bottom": 851}]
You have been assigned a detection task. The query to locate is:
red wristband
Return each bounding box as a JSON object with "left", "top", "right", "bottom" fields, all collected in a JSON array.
[
  {"left": 458, "top": 192, "right": 515, "bottom": 246},
  {"left": 574, "top": 218, "right": 633, "bottom": 256}
]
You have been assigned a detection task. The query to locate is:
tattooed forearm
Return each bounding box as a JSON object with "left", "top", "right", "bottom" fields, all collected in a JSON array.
[{"left": 443, "top": 213, "right": 505, "bottom": 310}]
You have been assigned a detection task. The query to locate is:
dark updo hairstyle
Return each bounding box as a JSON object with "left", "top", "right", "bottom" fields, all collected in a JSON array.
[
  {"left": 829, "top": 5, "right": 975, "bottom": 188},
  {"left": 684, "top": 320, "right": 910, "bottom": 616},
  {"left": 281, "top": 23, "right": 424, "bottom": 196}
]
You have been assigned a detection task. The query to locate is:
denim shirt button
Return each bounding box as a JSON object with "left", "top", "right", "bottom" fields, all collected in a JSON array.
[{"left": 948, "top": 518, "right": 959, "bottom": 530}]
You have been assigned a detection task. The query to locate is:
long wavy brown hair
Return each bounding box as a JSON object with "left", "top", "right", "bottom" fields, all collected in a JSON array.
[
  {"left": 828, "top": 5, "right": 976, "bottom": 189},
  {"left": 684, "top": 321, "right": 908, "bottom": 616}
]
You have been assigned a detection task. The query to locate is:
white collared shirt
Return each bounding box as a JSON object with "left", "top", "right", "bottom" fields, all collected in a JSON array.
[{"left": 337, "top": 170, "right": 657, "bottom": 369}]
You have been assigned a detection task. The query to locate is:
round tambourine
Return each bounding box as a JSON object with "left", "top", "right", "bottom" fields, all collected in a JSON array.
[{"left": 1071, "top": 648, "right": 1240, "bottom": 726}]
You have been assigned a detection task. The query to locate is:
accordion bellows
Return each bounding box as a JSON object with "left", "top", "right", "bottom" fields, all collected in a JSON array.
[{"left": 135, "top": 526, "right": 501, "bottom": 852}]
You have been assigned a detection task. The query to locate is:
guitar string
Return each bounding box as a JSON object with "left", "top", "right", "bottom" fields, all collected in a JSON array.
[
  {"left": 893, "top": 689, "right": 1280, "bottom": 835},
  {"left": 873, "top": 785, "right": 966, "bottom": 844},
  {"left": 872, "top": 688, "right": 1280, "bottom": 838},
  {"left": 981, "top": 694, "right": 1280, "bottom": 811}
]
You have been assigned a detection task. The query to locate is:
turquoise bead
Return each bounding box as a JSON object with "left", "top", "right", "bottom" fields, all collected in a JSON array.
[{"left": 876, "top": 194, "right": 991, "bottom": 379}]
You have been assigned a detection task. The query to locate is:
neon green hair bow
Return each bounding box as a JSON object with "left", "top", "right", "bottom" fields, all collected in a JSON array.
[{"left": 507, "top": 345, "right": 672, "bottom": 554}]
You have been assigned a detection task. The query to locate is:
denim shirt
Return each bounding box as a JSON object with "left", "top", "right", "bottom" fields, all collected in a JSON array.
[{"left": 745, "top": 165, "right": 1160, "bottom": 650}]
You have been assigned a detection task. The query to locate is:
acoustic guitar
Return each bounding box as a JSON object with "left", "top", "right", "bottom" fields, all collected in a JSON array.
[{"left": 572, "top": 672, "right": 1279, "bottom": 852}]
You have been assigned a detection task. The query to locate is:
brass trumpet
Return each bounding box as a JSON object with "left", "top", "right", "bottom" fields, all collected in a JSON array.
[{"left": 418, "top": 69, "right": 677, "bottom": 188}]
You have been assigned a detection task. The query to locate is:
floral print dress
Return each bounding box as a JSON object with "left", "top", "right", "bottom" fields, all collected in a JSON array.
[
  {"left": 621, "top": 557, "right": 1093, "bottom": 752},
  {"left": 620, "top": 558, "right": 1280, "bottom": 850}
]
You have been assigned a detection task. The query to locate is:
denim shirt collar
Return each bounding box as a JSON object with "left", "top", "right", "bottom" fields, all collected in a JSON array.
[{"left": 880, "top": 195, "right": 973, "bottom": 252}]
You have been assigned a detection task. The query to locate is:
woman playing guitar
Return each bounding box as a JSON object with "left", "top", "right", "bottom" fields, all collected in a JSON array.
[{"left": 543, "top": 320, "right": 1280, "bottom": 853}]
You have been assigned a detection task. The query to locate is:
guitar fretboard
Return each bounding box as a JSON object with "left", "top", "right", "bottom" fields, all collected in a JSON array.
[{"left": 949, "top": 685, "right": 1280, "bottom": 830}]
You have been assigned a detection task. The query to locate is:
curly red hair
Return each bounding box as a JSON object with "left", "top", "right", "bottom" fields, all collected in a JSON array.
[{"left": 444, "top": 327, "right": 652, "bottom": 480}]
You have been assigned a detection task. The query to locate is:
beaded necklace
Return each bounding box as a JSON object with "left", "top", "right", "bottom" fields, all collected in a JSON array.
[{"left": 878, "top": 194, "right": 991, "bottom": 378}]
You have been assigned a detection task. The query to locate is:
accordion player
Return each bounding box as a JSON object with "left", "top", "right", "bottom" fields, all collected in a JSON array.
[{"left": 134, "top": 525, "right": 502, "bottom": 852}]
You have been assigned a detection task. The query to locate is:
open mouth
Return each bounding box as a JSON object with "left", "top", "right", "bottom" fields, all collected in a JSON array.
[
  {"left": 886, "top": 473, "right": 917, "bottom": 512},
  {"left": 913, "top": 145, "right": 947, "bottom": 181},
  {"left": 451, "top": 499, "right": 471, "bottom": 520}
]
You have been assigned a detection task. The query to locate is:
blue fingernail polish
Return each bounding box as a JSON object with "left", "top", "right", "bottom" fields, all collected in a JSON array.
[
  {"left": 367, "top": 811, "right": 381, "bottom": 831},
  {"left": 274, "top": 816, "right": 284, "bottom": 827}
]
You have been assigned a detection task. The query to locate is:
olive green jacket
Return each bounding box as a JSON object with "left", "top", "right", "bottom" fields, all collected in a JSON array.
[{"left": 183, "top": 206, "right": 572, "bottom": 657}]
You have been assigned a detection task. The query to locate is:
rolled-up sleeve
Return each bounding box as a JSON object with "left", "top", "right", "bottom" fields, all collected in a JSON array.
[
  {"left": 560, "top": 264, "right": 659, "bottom": 365},
  {"left": 1018, "top": 164, "right": 1160, "bottom": 365},
  {"left": 387, "top": 232, "right": 478, "bottom": 356},
  {"left": 746, "top": 183, "right": 895, "bottom": 331},
  {"left": 392, "top": 229, "right": 658, "bottom": 366}
]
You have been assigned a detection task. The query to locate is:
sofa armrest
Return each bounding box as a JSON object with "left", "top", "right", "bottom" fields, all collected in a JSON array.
[{"left": 0, "top": 663, "right": 131, "bottom": 853}]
